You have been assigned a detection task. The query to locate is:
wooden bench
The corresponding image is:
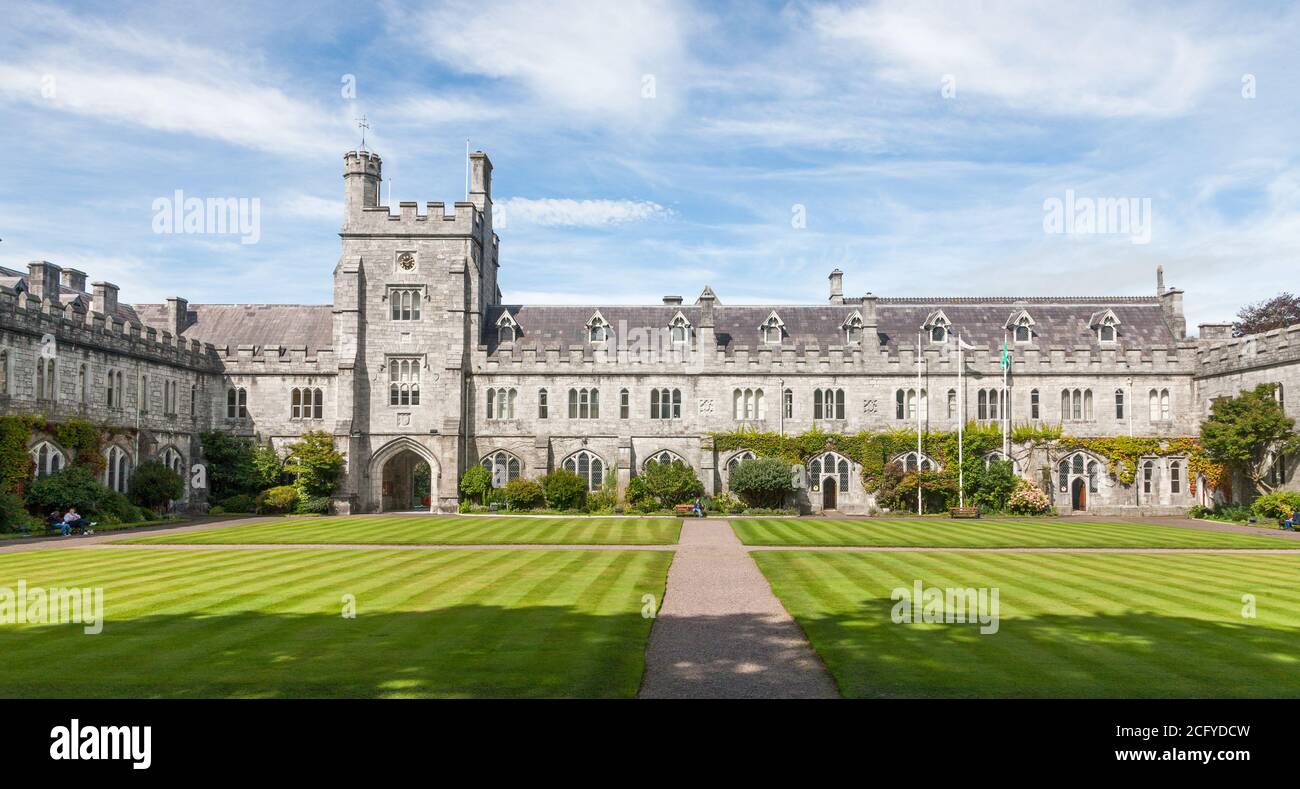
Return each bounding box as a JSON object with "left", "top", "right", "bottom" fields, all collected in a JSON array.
[
  {"left": 673, "top": 503, "right": 698, "bottom": 516},
  {"left": 949, "top": 507, "right": 980, "bottom": 519}
]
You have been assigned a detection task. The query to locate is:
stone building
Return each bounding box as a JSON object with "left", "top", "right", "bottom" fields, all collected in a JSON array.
[{"left": 2, "top": 147, "right": 1296, "bottom": 516}]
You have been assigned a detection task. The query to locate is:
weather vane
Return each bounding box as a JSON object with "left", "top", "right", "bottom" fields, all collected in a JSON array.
[{"left": 356, "top": 115, "right": 370, "bottom": 151}]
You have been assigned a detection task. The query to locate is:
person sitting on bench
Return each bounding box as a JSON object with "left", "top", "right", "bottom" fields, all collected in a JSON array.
[
  {"left": 692, "top": 497, "right": 704, "bottom": 517},
  {"left": 61, "top": 507, "right": 97, "bottom": 536},
  {"left": 48, "top": 510, "right": 68, "bottom": 536},
  {"left": 1284, "top": 508, "right": 1297, "bottom": 531}
]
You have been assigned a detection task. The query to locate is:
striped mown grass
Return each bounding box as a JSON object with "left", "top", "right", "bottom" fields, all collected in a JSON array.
[
  {"left": 119, "top": 515, "right": 682, "bottom": 546},
  {"left": 731, "top": 517, "right": 1298, "bottom": 549},
  {"left": 754, "top": 551, "right": 1300, "bottom": 697},
  {"left": 0, "top": 547, "right": 671, "bottom": 698}
]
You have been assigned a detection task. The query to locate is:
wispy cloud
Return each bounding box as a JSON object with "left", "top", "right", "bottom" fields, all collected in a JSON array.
[{"left": 497, "top": 198, "right": 672, "bottom": 228}]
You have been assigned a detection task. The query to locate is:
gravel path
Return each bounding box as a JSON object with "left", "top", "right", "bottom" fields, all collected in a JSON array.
[{"left": 638, "top": 520, "right": 839, "bottom": 699}]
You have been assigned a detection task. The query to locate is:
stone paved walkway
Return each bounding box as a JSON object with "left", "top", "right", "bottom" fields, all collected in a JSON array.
[{"left": 638, "top": 520, "right": 839, "bottom": 699}]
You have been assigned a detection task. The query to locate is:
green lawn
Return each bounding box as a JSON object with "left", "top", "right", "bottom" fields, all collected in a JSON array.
[
  {"left": 0, "top": 547, "right": 671, "bottom": 698},
  {"left": 755, "top": 551, "right": 1300, "bottom": 697},
  {"left": 731, "top": 517, "right": 1299, "bottom": 549},
  {"left": 118, "top": 515, "right": 682, "bottom": 546}
]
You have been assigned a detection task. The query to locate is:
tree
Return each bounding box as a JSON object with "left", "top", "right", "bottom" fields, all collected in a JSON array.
[
  {"left": 540, "top": 469, "right": 587, "bottom": 510},
  {"left": 199, "top": 432, "right": 262, "bottom": 498},
  {"left": 251, "top": 443, "right": 287, "bottom": 489},
  {"left": 25, "top": 465, "right": 111, "bottom": 516},
  {"left": 128, "top": 461, "right": 185, "bottom": 513},
  {"left": 1233, "top": 292, "right": 1300, "bottom": 337},
  {"left": 1200, "top": 384, "right": 1300, "bottom": 494},
  {"left": 638, "top": 461, "right": 704, "bottom": 508},
  {"left": 728, "top": 457, "right": 793, "bottom": 509},
  {"left": 968, "top": 459, "right": 1019, "bottom": 511},
  {"left": 459, "top": 465, "right": 492, "bottom": 504},
  {"left": 283, "top": 431, "right": 345, "bottom": 499}
]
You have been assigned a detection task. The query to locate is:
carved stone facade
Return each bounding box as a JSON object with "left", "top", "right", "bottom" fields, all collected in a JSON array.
[{"left": 2, "top": 148, "right": 1295, "bottom": 515}]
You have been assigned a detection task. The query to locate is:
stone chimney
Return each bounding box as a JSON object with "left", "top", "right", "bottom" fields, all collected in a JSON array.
[
  {"left": 469, "top": 151, "right": 493, "bottom": 204},
  {"left": 1159, "top": 286, "right": 1186, "bottom": 339},
  {"left": 696, "top": 286, "right": 717, "bottom": 348},
  {"left": 828, "top": 269, "right": 844, "bottom": 304},
  {"left": 166, "top": 296, "right": 190, "bottom": 337},
  {"left": 861, "top": 292, "right": 879, "bottom": 333},
  {"left": 1156, "top": 265, "right": 1165, "bottom": 295},
  {"left": 59, "top": 268, "right": 88, "bottom": 292},
  {"left": 662, "top": 295, "right": 683, "bottom": 305},
  {"left": 26, "top": 261, "right": 61, "bottom": 302},
  {"left": 1198, "top": 322, "right": 1233, "bottom": 341},
  {"left": 92, "top": 281, "right": 119, "bottom": 318}
]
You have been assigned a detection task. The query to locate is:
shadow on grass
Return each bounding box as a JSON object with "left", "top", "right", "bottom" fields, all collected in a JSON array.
[
  {"left": 791, "top": 598, "right": 1300, "bottom": 698},
  {"left": 0, "top": 604, "right": 658, "bottom": 699}
]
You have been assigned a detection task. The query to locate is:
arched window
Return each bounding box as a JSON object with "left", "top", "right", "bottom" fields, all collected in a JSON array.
[
  {"left": 36, "top": 357, "right": 56, "bottom": 400},
  {"left": 78, "top": 364, "right": 88, "bottom": 403},
  {"left": 568, "top": 388, "right": 598, "bottom": 419},
  {"left": 0, "top": 349, "right": 8, "bottom": 396},
  {"left": 389, "top": 359, "right": 421, "bottom": 406},
  {"left": 1087, "top": 461, "right": 1099, "bottom": 493},
  {"left": 947, "top": 389, "right": 957, "bottom": 419},
  {"left": 761, "top": 313, "right": 783, "bottom": 344},
  {"left": 810, "top": 452, "right": 851, "bottom": 490},
  {"left": 562, "top": 450, "right": 605, "bottom": 491},
  {"left": 844, "top": 313, "right": 863, "bottom": 345},
  {"left": 139, "top": 373, "right": 149, "bottom": 413},
  {"left": 104, "top": 446, "right": 131, "bottom": 492},
  {"left": 190, "top": 383, "right": 197, "bottom": 416},
  {"left": 1115, "top": 389, "right": 1125, "bottom": 420},
  {"left": 292, "top": 387, "right": 302, "bottom": 419},
  {"left": 725, "top": 450, "right": 756, "bottom": 487},
  {"left": 733, "top": 388, "right": 765, "bottom": 420},
  {"left": 226, "top": 386, "right": 248, "bottom": 418},
  {"left": 480, "top": 450, "right": 522, "bottom": 488},
  {"left": 895, "top": 388, "right": 906, "bottom": 420},
  {"left": 1058, "top": 459, "right": 1069, "bottom": 492},
  {"left": 643, "top": 450, "right": 686, "bottom": 469},
  {"left": 896, "top": 451, "right": 936, "bottom": 473},
  {"left": 587, "top": 313, "right": 610, "bottom": 343},
  {"left": 390, "top": 288, "right": 422, "bottom": 321},
  {"left": 651, "top": 388, "right": 682, "bottom": 420},
  {"left": 983, "top": 451, "right": 1017, "bottom": 473},
  {"left": 783, "top": 388, "right": 793, "bottom": 419},
  {"left": 1014, "top": 317, "right": 1031, "bottom": 343},
  {"left": 1030, "top": 388, "right": 1040, "bottom": 420},
  {"left": 814, "top": 388, "right": 845, "bottom": 420},
  {"left": 498, "top": 323, "right": 515, "bottom": 343},
  {"left": 1169, "top": 460, "right": 1182, "bottom": 494},
  {"left": 669, "top": 313, "right": 691, "bottom": 344},
  {"left": 1061, "top": 388, "right": 1090, "bottom": 421},
  {"left": 538, "top": 388, "right": 549, "bottom": 419},
  {"left": 313, "top": 388, "right": 323, "bottom": 419},
  {"left": 1142, "top": 460, "right": 1154, "bottom": 494},
  {"left": 978, "top": 389, "right": 1001, "bottom": 421},
  {"left": 30, "top": 441, "right": 66, "bottom": 479},
  {"left": 619, "top": 388, "right": 629, "bottom": 419},
  {"left": 161, "top": 446, "right": 184, "bottom": 477},
  {"left": 486, "top": 387, "right": 517, "bottom": 419},
  {"left": 1072, "top": 454, "right": 1085, "bottom": 475}
]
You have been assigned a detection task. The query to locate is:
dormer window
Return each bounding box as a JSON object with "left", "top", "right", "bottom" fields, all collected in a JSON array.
[
  {"left": 587, "top": 311, "right": 610, "bottom": 343},
  {"left": 760, "top": 311, "right": 784, "bottom": 344},
  {"left": 496, "top": 312, "right": 519, "bottom": 344},
  {"left": 669, "top": 311, "right": 691, "bottom": 344},
  {"left": 1090, "top": 309, "right": 1121, "bottom": 344},
  {"left": 842, "top": 310, "right": 864, "bottom": 345},
  {"left": 923, "top": 310, "right": 950, "bottom": 344},
  {"left": 1007, "top": 310, "right": 1034, "bottom": 343}
]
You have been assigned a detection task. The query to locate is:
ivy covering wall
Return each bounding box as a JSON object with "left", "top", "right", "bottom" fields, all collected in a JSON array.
[
  {"left": 0, "top": 414, "right": 128, "bottom": 494},
  {"left": 711, "top": 425, "right": 1224, "bottom": 494}
]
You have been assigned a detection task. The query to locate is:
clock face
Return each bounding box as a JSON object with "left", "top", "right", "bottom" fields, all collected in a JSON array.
[{"left": 397, "top": 253, "right": 415, "bottom": 271}]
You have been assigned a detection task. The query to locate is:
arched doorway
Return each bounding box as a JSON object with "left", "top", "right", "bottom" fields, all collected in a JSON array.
[
  {"left": 369, "top": 439, "right": 439, "bottom": 513},
  {"left": 1071, "top": 477, "right": 1087, "bottom": 511},
  {"left": 822, "top": 476, "right": 838, "bottom": 510}
]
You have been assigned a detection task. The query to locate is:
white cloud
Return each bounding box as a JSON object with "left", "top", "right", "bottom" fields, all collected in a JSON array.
[
  {"left": 0, "top": 4, "right": 347, "bottom": 156},
  {"left": 392, "top": 0, "right": 690, "bottom": 121},
  {"left": 497, "top": 197, "right": 672, "bottom": 228},
  {"left": 811, "top": 0, "right": 1231, "bottom": 117},
  {"left": 276, "top": 194, "right": 343, "bottom": 222}
]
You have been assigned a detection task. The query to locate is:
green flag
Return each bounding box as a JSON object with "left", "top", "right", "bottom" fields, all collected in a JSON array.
[{"left": 1001, "top": 341, "right": 1011, "bottom": 370}]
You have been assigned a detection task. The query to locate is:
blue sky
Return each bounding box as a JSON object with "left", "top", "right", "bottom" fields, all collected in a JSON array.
[{"left": 2, "top": 0, "right": 1299, "bottom": 329}]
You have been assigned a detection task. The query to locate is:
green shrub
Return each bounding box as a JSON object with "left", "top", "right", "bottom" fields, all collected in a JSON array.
[
  {"left": 129, "top": 461, "right": 185, "bottom": 513},
  {"left": 284, "top": 432, "right": 345, "bottom": 499},
  {"left": 25, "top": 465, "right": 112, "bottom": 517},
  {"left": 218, "top": 493, "right": 256, "bottom": 513},
  {"left": 255, "top": 485, "right": 300, "bottom": 514},
  {"left": 968, "top": 460, "right": 1019, "bottom": 512},
  {"left": 485, "top": 486, "right": 508, "bottom": 507},
  {"left": 624, "top": 476, "right": 654, "bottom": 510},
  {"left": 208, "top": 505, "right": 226, "bottom": 515},
  {"left": 295, "top": 495, "right": 331, "bottom": 515},
  {"left": 0, "top": 491, "right": 37, "bottom": 532},
  {"left": 638, "top": 462, "right": 704, "bottom": 508},
  {"left": 460, "top": 465, "right": 492, "bottom": 504},
  {"left": 503, "top": 478, "right": 545, "bottom": 510},
  {"left": 199, "top": 432, "right": 263, "bottom": 499},
  {"left": 708, "top": 491, "right": 745, "bottom": 514},
  {"left": 458, "top": 500, "right": 474, "bottom": 514},
  {"left": 540, "top": 469, "right": 587, "bottom": 510},
  {"left": 728, "top": 458, "right": 793, "bottom": 510},
  {"left": 1251, "top": 491, "right": 1300, "bottom": 521},
  {"left": 96, "top": 491, "right": 151, "bottom": 525},
  {"left": 585, "top": 472, "right": 619, "bottom": 513}
]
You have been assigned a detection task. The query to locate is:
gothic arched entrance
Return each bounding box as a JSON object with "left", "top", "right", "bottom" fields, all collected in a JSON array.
[
  {"left": 368, "top": 439, "right": 440, "bottom": 513},
  {"left": 822, "top": 476, "right": 838, "bottom": 510},
  {"left": 1071, "top": 477, "right": 1087, "bottom": 511}
]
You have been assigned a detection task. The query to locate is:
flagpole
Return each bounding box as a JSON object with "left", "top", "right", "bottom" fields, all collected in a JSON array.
[
  {"left": 917, "top": 331, "right": 923, "bottom": 515},
  {"left": 1003, "top": 330, "right": 1011, "bottom": 458},
  {"left": 957, "top": 332, "right": 964, "bottom": 508}
]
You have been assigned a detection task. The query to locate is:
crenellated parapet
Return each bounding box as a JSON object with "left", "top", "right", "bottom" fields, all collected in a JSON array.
[
  {"left": 215, "top": 344, "right": 339, "bottom": 376},
  {"left": 1195, "top": 324, "right": 1300, "bottom": 378}
]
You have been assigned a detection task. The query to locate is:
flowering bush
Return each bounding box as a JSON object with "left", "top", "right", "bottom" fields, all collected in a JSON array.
[{"left": 1007, "top": 479, "right": 1053, "bottom": 515}]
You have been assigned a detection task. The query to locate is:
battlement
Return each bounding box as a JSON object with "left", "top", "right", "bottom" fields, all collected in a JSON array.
[
  {"left": 345, "top": 201, "right": 485, "bottom": 236},
  {"left": 0, "top": 288, "right": 221, "bottom": 370},
  {"left": 343, "top": 149, "right": 381, "bottom": 176},
  {"left": 215, "top": 343, "right": 339, "bottom": 375},
  {"left": 1195, "top": 323, "right": 1300, "bottom": 377}
]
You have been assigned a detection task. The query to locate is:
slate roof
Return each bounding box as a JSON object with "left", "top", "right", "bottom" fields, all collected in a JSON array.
[
  {"left": 132, "top": 303, "right": 335, "bottom": 354},
  {"left": 485, "top": 297, "right": 1179, "bottom": 354}
]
